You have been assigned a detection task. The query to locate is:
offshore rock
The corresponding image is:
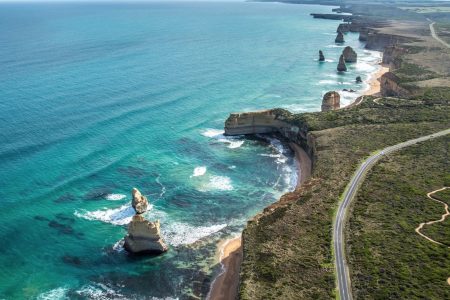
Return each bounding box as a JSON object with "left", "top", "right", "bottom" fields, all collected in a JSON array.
[
  {"left": 356, "top": 76, "right": 363, "bottom": 83},
  {"left": 321, "top": 91, "right": 340, "bottom": 112},
  {"left": 335, "top": 31, "right": 345, "bottom": 43},
  {"left": 319, "top": 50, "right": 325, "bottom": 62},
  {"left": 124, "top": 215, "right": 168, "bottom": 254},
  {"left": 337, "top": 55, "right": 347, "bottom": 72},
  {"left": 342, "top": 46, "right": 357, "bottom": 63},
  {"left": 132, "top": 188, "right": 148, "bottom": 214}
]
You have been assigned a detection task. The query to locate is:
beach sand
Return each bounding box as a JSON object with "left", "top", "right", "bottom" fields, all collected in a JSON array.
[
  {"left": 208, "top": 143, "right": 312, "bottom": 299},
  {"left": 207, "top": 236, "right": 243, "bottom": 300},
  {"left": 364, "top": 64, "right": 390, "bottom": 96},
  {"left": 208, "top": 55, "right": 387, "bottom": 300}
]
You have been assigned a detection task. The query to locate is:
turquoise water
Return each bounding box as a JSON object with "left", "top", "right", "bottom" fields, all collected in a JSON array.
[{"left": 0, "top": 2, "right": 381, "bottom": 299}]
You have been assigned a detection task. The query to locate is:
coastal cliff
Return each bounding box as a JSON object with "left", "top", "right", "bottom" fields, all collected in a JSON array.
[{"left": 224, "top": 110, "right": 315, "bottom": 159}]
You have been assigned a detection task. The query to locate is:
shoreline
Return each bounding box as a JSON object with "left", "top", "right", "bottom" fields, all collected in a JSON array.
[
  {"left": 208, "top": 13, "right": 386, "bottom": 299},
  {"left": 363, "top": 63, "right": 390, "bottom": 97},
  {"left": 208, "top": 141, "right": 312, "bottom": 299},
  {"left": 207, "top": 236, "right": 243, "bottom": 300}
]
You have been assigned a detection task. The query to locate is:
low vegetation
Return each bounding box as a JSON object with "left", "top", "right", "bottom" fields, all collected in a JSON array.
[
  {"left": 347, "top": 136, "right": 450, "bottom": 299},
  {"left": 239, "top": 97, "right": 450, "bottom": 299}
]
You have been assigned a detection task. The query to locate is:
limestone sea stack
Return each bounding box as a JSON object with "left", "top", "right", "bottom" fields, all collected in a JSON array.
[
  {"left": 124, "top": 188, "right": 168, "bottom": 255},
  {"left": 342, "top": 46, "right": 357, "bottom": 63},
  {"left": 337, "top": 55, "right": 347, "bottom": 72},
  {"left": 131, "top": 187, "right": 148, "bottom": 214},
  {"left": 335, "top": 31, "right": 344, "bottom": 43},
  {"left": 356, "top": 76, "right": 363, "bottom": 83},
  {"left": 319, "top": 50, "right": 325, "bottom": 62},
  {"left": 321, "top": 91, "right": 340, "bottom": 112}
]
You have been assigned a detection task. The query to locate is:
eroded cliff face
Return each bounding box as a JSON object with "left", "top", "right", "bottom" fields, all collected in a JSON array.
[
  {"left": 365, "top": 33, "right": 410, "bottom": 51},
  {"left": 380, "top": 72, "right": 411, "bottom": 97},
  {"left": 382, "top": 45, "right": 407, "bottom": 68},
  {"left": 224, "top": 110, "right": 315, "bottom": 158}
]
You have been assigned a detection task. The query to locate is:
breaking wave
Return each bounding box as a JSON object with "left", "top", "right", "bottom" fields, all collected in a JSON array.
[{"left": 201, "top": 128, "right": 244, "bottom": 149}]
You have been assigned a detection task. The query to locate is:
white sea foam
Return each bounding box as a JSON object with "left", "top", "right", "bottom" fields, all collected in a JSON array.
[
  {"left": 74, "top": 204, "right": 145, "bottom": 226},
  {"left": 162, "top": 223, "right": 227, "bottom": 246},
  {"left": 113, "top": 239, "right": 125, "bottom": 253},
  {"left": 105, "top": 193, "right": 126, "bottom": 201},
  {"left": 201, "top": 128, "right": 244, "bottom": 149},
  {"left": 198, "top": 175, "right": 234, "bottom": 192},
  {"left": 192, "top": 166, "right": 207, "bottom": 177},
  {"left": 76, "top": 204, "right": 226, "bottom": 247},
  {"left": 258, "top": 136, "right": 298, "bottom": 191},
  {"left": 75, "top": 283, "right": 125, "bottom": 299},
  {"left": 201, "top": 129, "right": 224, "bottom": 138},
  {"left": 37, "top": 287, "right": 68, "bottom": 300}
]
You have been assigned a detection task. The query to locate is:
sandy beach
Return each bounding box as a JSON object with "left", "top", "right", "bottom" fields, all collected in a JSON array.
[
  {"left": 208, "top": 142, "right": 312, "bottom": 299},
  {"left": 207, "top": 236, "right": 243, "bottom": 300},
  {"left": 364, "top": 64, "right": 390, "bottom": 96}
]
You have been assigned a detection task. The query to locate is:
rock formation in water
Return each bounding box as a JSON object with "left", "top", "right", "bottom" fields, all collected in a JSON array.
[
  {"left": 342, "top": 46, "right": 357, "bottom": 63},
  {"left": 131, "top": 187, "right": 148, "bottom": 214},
  {"left": 356, "top": 76, "right": 363, "bottom": 83},
  {"left": 337, "top": 55, "right": 347, "bottom": 72},
  {"left": 124, "top": 188, "right": 168, "bottom": 255},
  {"left": 335, "top": 31, "right": 345, "bottom": 43},
  {"left": 319, "top": 50, "right": 325, "bottom": 62},
  {"left": 321, "top": 91, "right": 341, "bottom": 112}
]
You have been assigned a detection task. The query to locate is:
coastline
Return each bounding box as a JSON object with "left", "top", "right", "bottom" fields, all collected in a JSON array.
[
  {"left": 363, "top": 63, "right": 390, "bottom": 96},
  {"left": 208, "top": 16, "right": 387, "bottom": 300},
  {"left": 207, "top": 236, "right": 243, "bottom": 300}
]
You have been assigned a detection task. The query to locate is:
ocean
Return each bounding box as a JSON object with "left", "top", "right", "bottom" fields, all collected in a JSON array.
[{"left": 0, "top": 1, "right": 381, "bottom": 299}]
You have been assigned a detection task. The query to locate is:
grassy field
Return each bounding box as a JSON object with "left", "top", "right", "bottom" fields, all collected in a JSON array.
[
  {"left": 435, "top": 22, "right": 450, "bottom": 44},
  {"left": 346, "top": 136, "right": 450, "bottom": 299},
  {"left": 239, "top": 97, "right": 450, "bottom": 299}
]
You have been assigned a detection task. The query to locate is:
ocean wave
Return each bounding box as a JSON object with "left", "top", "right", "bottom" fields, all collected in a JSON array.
[
  {"left": 192, "top": 166, "right": 207, "bottom": 177},
  {"left": 258, "top": 136, "right": 298, "bottom": 191},
  {"left": 37, "top": 287, "right": 68, "bottom": 300},
  {"left": 75, "top": 283, "right": 125, "bottom": 299},
  {"left": 201, "top": 128, "right": 244, "bottom": 149},
  {"left": 198, "top": 175, "right": 234, "bottom": 192},
  {"left": 77, "top": 204, "right": 226, "bottom": 247},
  {"left": 162, "top": 223, "right": 227, "bottom": 246},
  {"left": 74, "top": 204, "right": 140, "bottom": 226},
  {"left": 105, "top": 193, "right": 127, "bottom": 201}
]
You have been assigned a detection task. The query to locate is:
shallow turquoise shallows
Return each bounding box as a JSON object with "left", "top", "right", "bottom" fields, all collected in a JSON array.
[{"left": 0, "top": 2, "right": 380, "bottom": 299}]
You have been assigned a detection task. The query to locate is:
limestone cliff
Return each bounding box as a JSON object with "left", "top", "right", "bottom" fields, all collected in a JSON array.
[
  {"left": 224, "top": 109, "right": 315, "bottom": 159},
  {"left": 380, "top": 72, "right": 411, "bottom": 97},
  {"left": 382, "top": 45, "right": 407, "bottom": 69},
  {"left": 124, "top": 188, "right": 168, "bottom": 255},
  {"left": 321, "top": 91, "right": 340, "bottom": 112},
  {"left": 335, "top": 31, "right": 345, "bottom": 44},
  {"left": 131, "top": 188, "right": 148, "bottom": 214},
  {"left": 124, "top": 215, "right": 168, "bottom": 254},
  {"left": 342, "top": 46, "right": 357, "bottom": 63},
  {"left": 337, "top": 54, "right": 347, "bottom": 72},
  {"left": 319, "top": 50, "right": 325, "bottom": 62}
]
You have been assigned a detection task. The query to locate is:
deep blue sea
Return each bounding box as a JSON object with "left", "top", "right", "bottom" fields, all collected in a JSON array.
[{"left": 0, "top": 1, "right": 381, "bottom": 299}]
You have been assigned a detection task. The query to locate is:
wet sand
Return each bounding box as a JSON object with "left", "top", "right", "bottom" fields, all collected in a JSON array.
[
  {"left": 364, "top": 64, "right": 390, "bottom": 96},
  {"left": 207, "top": 236, "right": 243, "bottom": 300}
]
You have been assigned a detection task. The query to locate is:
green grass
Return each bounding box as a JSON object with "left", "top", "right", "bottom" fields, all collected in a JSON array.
[
  {"left": 239, "top": 96, "right": 450, "bottom": 299},
  {"left": 346, "top": 137, "right": 450, "bottom": 299}
]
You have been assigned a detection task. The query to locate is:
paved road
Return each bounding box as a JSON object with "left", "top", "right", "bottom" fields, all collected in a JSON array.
[
  {"left": 428, "top": 20, "right": 450, "bottom": 49},
  {"left": 334, "top": 128, "right": 450, "bottom": 300}
]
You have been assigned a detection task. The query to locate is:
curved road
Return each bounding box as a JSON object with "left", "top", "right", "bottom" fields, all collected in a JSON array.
[
  {"left": 428, "top": 20, "right": 450, "bottom": 49},
  {"left": 334, "top": 128, "right": 450, "bottom": 300}
]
